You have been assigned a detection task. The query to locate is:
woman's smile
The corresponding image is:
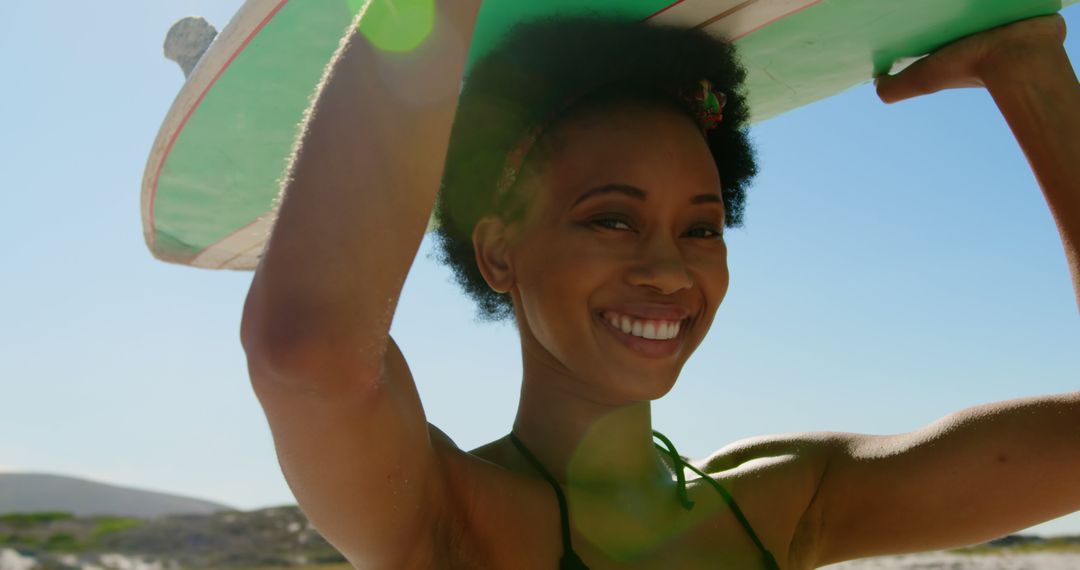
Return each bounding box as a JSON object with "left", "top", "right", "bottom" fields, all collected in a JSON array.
[{"left": 595, "top": 310, "right": 690, "bottom": 358}]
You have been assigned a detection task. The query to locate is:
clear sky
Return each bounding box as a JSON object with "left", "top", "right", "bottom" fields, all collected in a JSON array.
[{"left": 1, "top": 1, "right": 1078, "bottom": 538}]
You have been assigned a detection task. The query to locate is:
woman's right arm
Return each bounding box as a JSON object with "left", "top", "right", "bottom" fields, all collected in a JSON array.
[{"left": 239, "top": 1, "right": 483, "bottom": 566}]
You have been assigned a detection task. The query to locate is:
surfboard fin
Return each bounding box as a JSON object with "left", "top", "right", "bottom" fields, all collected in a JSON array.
[{"left": 164, "top": 17, "right": 218, "bottom": 78}]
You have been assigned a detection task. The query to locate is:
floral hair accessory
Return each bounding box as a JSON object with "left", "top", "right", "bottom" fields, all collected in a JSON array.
[{"left": 678, "top": 78, "right": 727, "bottom": 132}]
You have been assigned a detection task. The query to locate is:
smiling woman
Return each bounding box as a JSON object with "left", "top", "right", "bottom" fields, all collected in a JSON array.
[
  {"left": 473, "top": 103, "right": 731, "bottom": 395},
  {"left": 238, "top": 1, "right": 1080, "bottom": 568},
  {"left": 434, "top": 17, "right": 756, "bottom": 324},
  {"left": 426, "top": 18, "right": 779, "bottom": 569}
]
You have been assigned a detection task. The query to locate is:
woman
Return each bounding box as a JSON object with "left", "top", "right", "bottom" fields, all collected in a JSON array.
[{"left": 239, "top": 1, "right": 1080, "bottom": 568}]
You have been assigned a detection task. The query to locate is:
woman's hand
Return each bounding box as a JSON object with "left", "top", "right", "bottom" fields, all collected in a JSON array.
[{"left": 874, "top": 14, "right": 1068, "bottom": 103}]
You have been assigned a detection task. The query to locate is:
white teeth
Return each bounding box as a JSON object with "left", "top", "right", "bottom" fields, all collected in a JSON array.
[{"left": 603, "top": 311, "right": 684, "bottom": 340}]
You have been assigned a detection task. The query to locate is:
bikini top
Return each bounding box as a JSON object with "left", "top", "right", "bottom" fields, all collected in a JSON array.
[{"left": 509, "top": 430, "right": 781, "bottom": 570}]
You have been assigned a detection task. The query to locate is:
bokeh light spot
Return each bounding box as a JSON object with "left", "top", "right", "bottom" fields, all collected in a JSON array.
[{"left": 352, "top": 0, "right": 436, "bottom": 53}]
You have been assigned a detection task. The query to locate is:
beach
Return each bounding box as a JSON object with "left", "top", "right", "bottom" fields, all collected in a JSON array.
[{"left": 823, "top": 552, "right": 1080, "bottom": 569}]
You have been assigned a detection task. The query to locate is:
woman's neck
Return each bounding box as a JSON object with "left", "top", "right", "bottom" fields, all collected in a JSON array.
[{"left": 511, "top": 377, "right": 675, "bottom": 495}]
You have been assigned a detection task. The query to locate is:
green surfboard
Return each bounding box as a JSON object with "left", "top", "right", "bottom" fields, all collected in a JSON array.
[{"left": 142, "top": 0, "right": 1074, "bottom": 270}]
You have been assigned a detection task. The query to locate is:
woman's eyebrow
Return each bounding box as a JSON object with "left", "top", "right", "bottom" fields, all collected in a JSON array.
[
  {"left": 690, "top": 193, "right": 722, "bottom": 205},
  {"left": 572, "top": 183, "right": 646, "bottom": 207},
  {"left": 572, "top": 183, "right": 722, "bottom": 207}
]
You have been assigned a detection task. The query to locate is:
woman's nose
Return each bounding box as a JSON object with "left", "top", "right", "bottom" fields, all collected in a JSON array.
[{"left": 625, "top": 238, "right": 693, "bottom": 294}]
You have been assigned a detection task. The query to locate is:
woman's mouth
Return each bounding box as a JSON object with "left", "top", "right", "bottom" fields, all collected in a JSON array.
[{"left": 596, "top": 310, "right": 688, "bottom": 358}]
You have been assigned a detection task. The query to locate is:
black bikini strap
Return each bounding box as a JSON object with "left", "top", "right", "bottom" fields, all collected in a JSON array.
[
  {"left": 651, "top": 430, "right": 696, "bottom": 510},
  {"left": 509, "top": 432, "right": 589, "bottom": 570},
  {"left": 511, "top": 430, "right": 778, "bottom": 570}
]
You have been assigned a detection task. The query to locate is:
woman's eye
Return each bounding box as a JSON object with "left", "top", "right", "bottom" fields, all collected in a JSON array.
[
  {"left": 687, "top": 226, "right": 724, "bottom": 240},
  {"left": 591, "top": 217, "right": 634, "bottom": 231},
  {"left": 588, "top": 217, "right": 722, "bottom": 239}
]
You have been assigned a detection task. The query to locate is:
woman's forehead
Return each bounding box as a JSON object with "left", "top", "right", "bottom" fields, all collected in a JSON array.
[{"left": 531, "top": 103, "right": 722, "bottom": 210}]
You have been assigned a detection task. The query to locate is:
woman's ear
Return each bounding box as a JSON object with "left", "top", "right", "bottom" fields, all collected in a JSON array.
[{"left": 472, "top": 216, "right": 516, "bottom": 294}]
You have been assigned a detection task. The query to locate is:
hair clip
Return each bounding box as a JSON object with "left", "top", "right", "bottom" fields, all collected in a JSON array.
[{"left": 678, "top": 78, "right": 726, "bottom": 132}]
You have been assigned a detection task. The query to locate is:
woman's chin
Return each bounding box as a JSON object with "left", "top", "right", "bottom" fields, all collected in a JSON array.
[{"left": 596, "top": 362, "right": 682, "bottom": 402}]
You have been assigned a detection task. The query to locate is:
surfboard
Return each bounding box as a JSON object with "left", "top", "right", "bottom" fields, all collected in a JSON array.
[{"left": 142, "top": 0, "right": 1075, "bottom": 270}]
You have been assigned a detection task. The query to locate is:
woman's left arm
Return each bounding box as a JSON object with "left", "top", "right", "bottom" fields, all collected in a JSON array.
[
  {"left": 801, "top": 15, "right": 1080, "bottom": 566},
  {"left": 807, "top": 391, "right": 1080, "bottom": 567},
  {"left": 876, "top": 14, "right": 1080, "bottom": 313}
]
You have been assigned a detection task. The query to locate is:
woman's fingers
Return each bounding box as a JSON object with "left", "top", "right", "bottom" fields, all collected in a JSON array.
[
  {"left": 875, "top": 14, "right": 1067, "bottom": 104},
  {"left": 875, "top": 52, "right": 983, "bottom": 104}
]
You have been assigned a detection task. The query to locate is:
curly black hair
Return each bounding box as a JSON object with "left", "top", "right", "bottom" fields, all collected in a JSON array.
[{"left": 433, "top": 15, "right": 758, "bottom": 323}]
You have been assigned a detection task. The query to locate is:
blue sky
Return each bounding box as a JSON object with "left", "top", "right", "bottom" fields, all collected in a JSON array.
[{"left": 1, "top": 1, "right": 1078, "bottom": 537}]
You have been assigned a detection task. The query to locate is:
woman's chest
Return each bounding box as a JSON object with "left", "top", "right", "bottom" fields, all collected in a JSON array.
[{"left": 446, "top": 472, "right": 787, "bottom": 570}]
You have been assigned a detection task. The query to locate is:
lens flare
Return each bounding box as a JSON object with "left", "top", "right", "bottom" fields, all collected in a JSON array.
[{"left": 351, "top": 0, "right": 436, "bottom": 53}]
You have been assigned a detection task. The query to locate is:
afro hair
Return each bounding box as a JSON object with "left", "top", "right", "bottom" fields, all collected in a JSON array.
[{"left": 433, "top": 15, "right": 758, "bottom": 323}]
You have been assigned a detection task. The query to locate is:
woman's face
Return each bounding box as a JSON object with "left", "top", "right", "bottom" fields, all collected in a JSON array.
[{"left": 485, "top": 101, "right": 729, "bottom": 402}]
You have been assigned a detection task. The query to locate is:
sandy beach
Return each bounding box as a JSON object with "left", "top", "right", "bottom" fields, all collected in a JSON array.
[{"left": 822, "top": 552, "right": 1080, "bottom": 569}]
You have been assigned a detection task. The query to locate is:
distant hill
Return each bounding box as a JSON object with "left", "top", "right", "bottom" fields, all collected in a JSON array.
[
  {"left": 0, "top": 473, "right": 233, "bottom": 518},
  {"left": 0, "top": 505, "right": 344, "bottom": 569}
]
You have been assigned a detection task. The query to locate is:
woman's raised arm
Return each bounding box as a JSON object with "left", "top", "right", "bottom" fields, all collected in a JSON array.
[
  {"left": 242, "top": 0, "right": 482, "bottom": 364},
  {"left": 801, "top": 14, "right": 1080, "bottom": 565},
  {"left": 239, "top": 1, "right": 483, "bottom": 566}
]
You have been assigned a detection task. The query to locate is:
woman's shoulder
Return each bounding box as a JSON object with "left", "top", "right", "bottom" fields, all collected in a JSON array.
[
  {"left": 689, "top": 432, "right": 843, "bottom": 569},
  {"left": 430, "top": 433, "right": 566, "bottom": 568}
]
